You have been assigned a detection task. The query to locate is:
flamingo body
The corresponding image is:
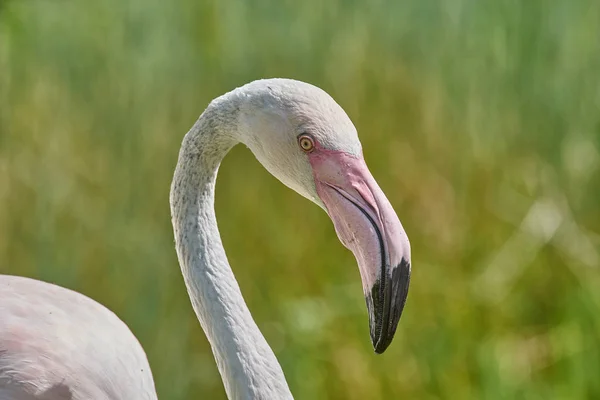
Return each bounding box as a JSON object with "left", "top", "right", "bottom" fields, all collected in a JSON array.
[{"left": 0, "top": 275, "right": 156, "bottom": 399}]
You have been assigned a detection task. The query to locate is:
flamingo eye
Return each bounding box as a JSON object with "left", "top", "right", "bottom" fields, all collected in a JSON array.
[{"left": 298, "top": 135, "right": 315, "bottom": 152}]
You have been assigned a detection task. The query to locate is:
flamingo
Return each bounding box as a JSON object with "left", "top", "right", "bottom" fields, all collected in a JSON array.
[{"left": 0, "top": 79, "right": 411, "bottom": 399}]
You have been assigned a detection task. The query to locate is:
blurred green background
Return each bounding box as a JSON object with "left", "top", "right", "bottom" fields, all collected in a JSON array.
[{"left": 1, "top": 0, "right": 599, "bottom": 398}]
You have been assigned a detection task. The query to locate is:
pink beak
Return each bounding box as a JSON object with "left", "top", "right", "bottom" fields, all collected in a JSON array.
[{"left": 309, "top": 149, "right": 411, "bottom": 353}]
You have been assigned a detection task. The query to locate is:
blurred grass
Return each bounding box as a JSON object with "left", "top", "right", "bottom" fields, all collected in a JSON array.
[{"left": 1, "top": 0, "right": 599, "bottom": 398}]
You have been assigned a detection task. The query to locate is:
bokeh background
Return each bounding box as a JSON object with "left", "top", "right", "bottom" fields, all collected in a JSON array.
[{"left": 1, "top": 0, "right": 599, "bottom": 399}]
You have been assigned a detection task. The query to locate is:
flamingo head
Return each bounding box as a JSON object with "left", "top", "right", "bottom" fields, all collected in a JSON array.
[{"left": 235, "top": 79, "right": 411, "bottom": 353}]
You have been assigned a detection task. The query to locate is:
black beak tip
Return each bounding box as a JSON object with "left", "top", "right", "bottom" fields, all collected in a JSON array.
[
  {"left": 370, "top": 326, "right": 393, "bottom": 354},
  {"left": 373, "top": 339, "right": 389, "bottom": 354},
  {"left": 367, "top": 258, "right": 411, "bottom": 354}
]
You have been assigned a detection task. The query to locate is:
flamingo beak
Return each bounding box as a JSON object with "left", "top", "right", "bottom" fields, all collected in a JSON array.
[{"left": 309, "top": 149, "right": 411, "bottom": 353}]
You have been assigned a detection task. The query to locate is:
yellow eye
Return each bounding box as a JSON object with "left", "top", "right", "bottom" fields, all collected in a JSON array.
[{"left": 298, "top": 135, "right": 315, "bottom": 152}]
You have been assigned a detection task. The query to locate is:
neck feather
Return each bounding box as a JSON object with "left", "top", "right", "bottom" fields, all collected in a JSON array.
[{"left": 170, "top": 96, "right": 293, "bottom": 399}]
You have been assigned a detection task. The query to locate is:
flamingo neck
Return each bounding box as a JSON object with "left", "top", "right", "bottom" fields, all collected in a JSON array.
[{"left": 169, "top": 96, "right": 293, "bottom": 399}]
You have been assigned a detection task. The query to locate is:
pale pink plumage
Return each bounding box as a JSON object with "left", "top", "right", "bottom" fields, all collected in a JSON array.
[{"left": 0, "top": 275, "right": 156, "bottom": 399}]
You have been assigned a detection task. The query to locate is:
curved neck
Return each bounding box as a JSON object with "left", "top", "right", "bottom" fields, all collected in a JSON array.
[{"left": 170, "top": 98, "right": 293, "bottom": 399}]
